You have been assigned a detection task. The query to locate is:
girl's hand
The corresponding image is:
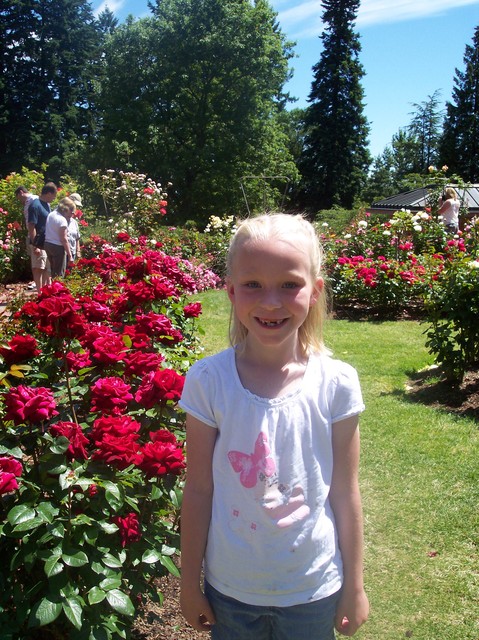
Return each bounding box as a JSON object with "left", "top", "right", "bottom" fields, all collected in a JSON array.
[
  {"left": 334, "top": 587, "right": 369, "bottom": 636},
  {"left": 180, "top": 586, "right": 216, "bottom": 632}
]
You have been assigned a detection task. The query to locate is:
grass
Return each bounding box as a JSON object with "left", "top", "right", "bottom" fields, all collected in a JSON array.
[{"left": 193, "top": 289, "right": 479, "bottom": 640}]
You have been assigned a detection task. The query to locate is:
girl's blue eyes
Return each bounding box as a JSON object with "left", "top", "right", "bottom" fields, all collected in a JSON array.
[{"left": 244, "top": 282, "right": 299, "bottom": 289}]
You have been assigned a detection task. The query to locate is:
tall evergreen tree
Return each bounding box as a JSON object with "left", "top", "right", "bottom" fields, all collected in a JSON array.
[
  {"left": 0, "top": 0, "right": 101, "bottom": 178},
  {"left": 299, "top": 0, "right": 370, "bottom": 210},
  {"left": 408, "top": 90, "right": 443, "bottom": 170},
  {"left": 439, "top": 25, "right": 479, "bottom": 181}
]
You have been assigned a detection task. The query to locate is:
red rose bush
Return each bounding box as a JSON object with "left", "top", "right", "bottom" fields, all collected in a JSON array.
[{"left": 0, "top": 234, "right": 212, "bottom": 638}]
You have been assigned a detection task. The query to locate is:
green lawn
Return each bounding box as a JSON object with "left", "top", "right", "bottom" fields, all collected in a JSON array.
[{"left": 194, "top": 289, "right": 479, "bottom": 640}]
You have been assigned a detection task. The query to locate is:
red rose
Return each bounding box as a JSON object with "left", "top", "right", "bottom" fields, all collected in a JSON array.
[
  {"left": 78, "top": 296, "right": 111, "bottom": 322},
  {"left": 134, "top": 311, "right": 174, "bottom": 336},
  {"left": 66, "top": 349, "right": 92, "bottom": 372},
  {"left": 183, "top": 302, "right": 202, "bottom": 318},
  {"left": 0, "top": 472, "right": 19, "bottom": 495},
  {"left": 3, "top": 385, "right": 58, "bottom": 424},
  {"left": 121, "top": 325, "right": 151, "bottom": 350},
  {"left": 91, "top": 334, "right": 127, "bottom": 365},
  {"left": 90, "top": 377, "right": 133, "bottom": 415},
  {"left": 92, "top": 432, "right": 140, "bottom": 470},
  {"left": 122, "top": 281, "right": 156, "bottom": 307},
  {"left": 0, "top": 456, "right": 23, "bottom": 477},
  {"left": 0, "top": 334, "right": 41, "bottom": 365},
  {"left": 112, "top": 512, "right": 142, "bottom": 547},
  {"left": 123, "top": 351, "right": 164, "bottom": 378},
  {"left": 138, "top": 435, "right": 185, "bottom": 479},
  {"left": 90, "top": 415, "right": 141, "bottom": 444},
  {"left": 134, "top": 368, "right": 184, "bottom": 409},
  {"left": 35, "top": 296, "right": 85, "bottom": 339},
  {"left": 49, "top": 421, "right": 89, "bottom": 460}
]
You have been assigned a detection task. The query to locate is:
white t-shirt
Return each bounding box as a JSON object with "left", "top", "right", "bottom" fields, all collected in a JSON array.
[
  {"left": 45, "top": 209, "right": 67, "bottom": 246},
  {"left": 441, "top": 198, "right": 460, "bottom": 227},
  {"left": 179, "top": 347, "right": 364, "bottom": 607},
  {"left": 67, "top": 218, "right": 80, "bottom": 259}
]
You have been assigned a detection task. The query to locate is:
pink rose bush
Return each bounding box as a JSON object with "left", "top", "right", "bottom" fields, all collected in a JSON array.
[{"left": 0, "top": 233, "right": 211, "bottom": 638}]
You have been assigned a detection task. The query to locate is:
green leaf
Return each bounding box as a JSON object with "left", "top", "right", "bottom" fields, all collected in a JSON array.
[
  {"left": 12, "top": 516, "right": 44, "bottom": 533},
  {"left": 99, "top": 577, "right": 122, "bottom": 591},
  {"left": 44, "top": 553, "right": 63, "bottom": 578},
  {"left": 50, "top": 436, "right": 70, "bottom": 455},
  {"left": 7, "top": 504, "right": 36, "bottom": 526},
  {"left": 99, "top": 522, "right": 119, "bottom": 534},
  {"left": 88, "top": 586, "right": 107, "bottom": 605},
  {"left": 160, "top": 554, "right": 180, "bottom": 577},
  {"left": 102, "top": 553, "right": 124, "bottom": 568},
  {"left": 141, "top": 549, "right": 161, "bottom": 564},
  {"left": 59, "top": 469, "right": 77, "bottom": 490},
  {"left": 28, "top": 597, "right": 62, "bottom": 628},
  {"left": 37, "top": 501, "right": 58, "bottom": 523},
  {"left": 63, "top": 596, "right": 83, "bottom": 630},
  {"left": 103, "top": 481, "right": 124, "bottom": 510},
  {"left": 106, "top": 589, "right": 135, "bottom": 616},
  {"left": 62, "top": 550, "right": 89, "bottom": 567},
  {"left": 0, "top": 445, "right": 22, "bottom": 457}
]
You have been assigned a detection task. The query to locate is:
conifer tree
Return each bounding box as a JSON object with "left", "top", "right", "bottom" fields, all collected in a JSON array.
[
  {"left": 439, "top": 25, "right": 479, "bottom": 181},
  {"left": 0, "top": 0, "right": 100, "bottom": 178},
  {"left": 299, "top": 0, "right": 370, "bottom": 210}
]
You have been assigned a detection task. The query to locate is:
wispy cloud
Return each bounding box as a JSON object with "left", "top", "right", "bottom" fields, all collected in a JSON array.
[
  {"left": 273, "top": 0, "right": 479, "bottom": 38},
  {"left": 92, "top": 0, "right": 126, "bottom": 18}
]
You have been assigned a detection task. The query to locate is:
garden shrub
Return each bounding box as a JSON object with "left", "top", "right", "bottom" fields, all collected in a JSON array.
[
  {"left": 423, "top": 246, "right": 479, "bottom": 382},
  {"left": 0, "top": 234, "right": 218, "bottom": 639}
]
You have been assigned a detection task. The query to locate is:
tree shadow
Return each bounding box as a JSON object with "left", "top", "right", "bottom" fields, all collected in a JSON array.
[{"left": 396, "top": 365, "right": 479, "bottom": 423}]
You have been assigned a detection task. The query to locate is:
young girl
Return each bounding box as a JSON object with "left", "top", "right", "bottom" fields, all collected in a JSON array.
[{"left": 179, "top": 213, "right": 369, "bottom": 639}]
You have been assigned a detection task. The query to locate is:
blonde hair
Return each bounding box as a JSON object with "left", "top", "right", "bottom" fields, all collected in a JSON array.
[
  {"left": 57, "top": 197, "right": 75, "bottom": 216},
  {"left": 227, "top": 213, "right": 328, "bottom": 355},
  {"left": 444, "top": 187, "right": 457, "bottom": 200}
]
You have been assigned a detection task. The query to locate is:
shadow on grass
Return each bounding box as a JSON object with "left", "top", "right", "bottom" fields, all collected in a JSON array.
[{"left": 395, "top": 365, "right": 479, "bottom": 423}]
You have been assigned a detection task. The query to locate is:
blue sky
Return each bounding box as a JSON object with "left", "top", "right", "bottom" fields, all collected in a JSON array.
[{"left": 92, "top": 0, "right": 479, "bottom": 157}]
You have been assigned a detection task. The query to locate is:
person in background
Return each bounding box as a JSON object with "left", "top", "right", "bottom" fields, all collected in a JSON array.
[
  {"left": 179, "top": 213, "right": 369, "bottom": 639},
  {"left": 15, "top": 186, "right": 38, "bottom": 290},
  {"left": 438, "top": 187, "right": 460, "bottom": 234},
  {"left": 67, "top": 193, "right": 82, "bottom": 261},
  {"left": 27, "top": 182, "right": 57, "bottom": 293},
  {"left": 44, "top": 197, "right": 75, "bottom": 279}
]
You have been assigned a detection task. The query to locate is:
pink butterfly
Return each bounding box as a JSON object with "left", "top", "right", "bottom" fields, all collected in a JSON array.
[{"left": 228, "top": 432, "right": 276, "bottom": 488}]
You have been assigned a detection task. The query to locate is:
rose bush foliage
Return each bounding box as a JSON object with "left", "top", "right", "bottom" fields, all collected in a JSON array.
[
  {"left": 0, "top": 234, "right": 217, "bottom": 639},
  {"left": 321, "top": 205, "right": 479, "bottom": 381}
]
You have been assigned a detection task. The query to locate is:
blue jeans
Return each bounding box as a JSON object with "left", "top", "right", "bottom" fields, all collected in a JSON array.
[{"left": 205, "top": 581, "right": 340, "bottom": 640}]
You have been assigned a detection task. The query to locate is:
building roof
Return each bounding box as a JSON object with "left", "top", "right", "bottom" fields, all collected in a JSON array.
[{"left": 370, "top": 184, "right": 479, "bottom": 216}]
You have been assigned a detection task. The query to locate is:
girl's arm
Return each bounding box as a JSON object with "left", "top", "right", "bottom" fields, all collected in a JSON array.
[
  {"left": 180, "top": 414, "right": 217, "bottom": 631},
  {"left": 329, "top": 415, "right": 369, "bottom": 637}
]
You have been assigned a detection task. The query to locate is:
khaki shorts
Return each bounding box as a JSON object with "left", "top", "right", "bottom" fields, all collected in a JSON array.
[{"left": 31, "top": 247, "right": 49, "bottom": 271}]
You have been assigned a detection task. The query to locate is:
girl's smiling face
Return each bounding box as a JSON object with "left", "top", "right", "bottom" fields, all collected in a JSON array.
[{"left": 227, "top": 236, "right": 323, "bottom": 353}]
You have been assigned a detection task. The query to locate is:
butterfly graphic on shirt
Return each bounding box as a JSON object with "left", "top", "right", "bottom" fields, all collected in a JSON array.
[{"left": 227, "top": 432, "right": 276, "bottom": 488}]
